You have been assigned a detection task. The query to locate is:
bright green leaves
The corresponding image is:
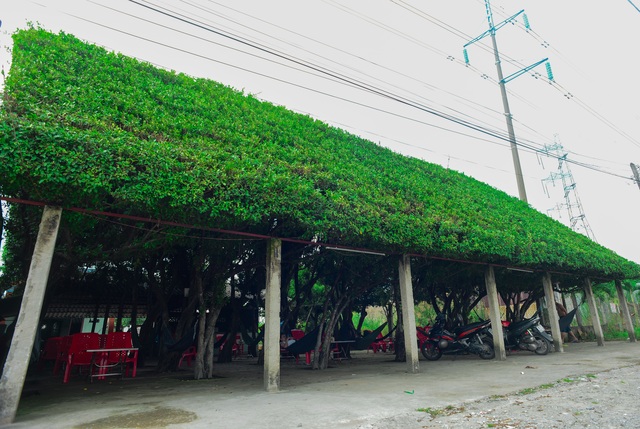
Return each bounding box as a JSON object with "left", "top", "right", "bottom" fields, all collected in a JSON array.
[{"left": 1, "top": 28, "right": 638, "bottom": 279}]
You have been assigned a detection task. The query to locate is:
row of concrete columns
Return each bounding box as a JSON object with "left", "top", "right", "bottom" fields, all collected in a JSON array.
[
  {"left": 262, "top": 248, "right": 638, "bottom": 388},
  {"left": 1, "top": 209, "right": 637, "bottom": 423}
]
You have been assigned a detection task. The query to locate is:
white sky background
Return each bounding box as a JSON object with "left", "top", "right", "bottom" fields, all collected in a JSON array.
[{"left": 1, "top": 0, "right": 639, "bottom": 264}]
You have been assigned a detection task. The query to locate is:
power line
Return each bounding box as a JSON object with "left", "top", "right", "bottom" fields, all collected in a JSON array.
[
  {"left": 182, "top": 0, "right": 514, "bottom": 137},
  {"left": 127, "top": 0, "right": 622, "bottom": 165},
  {"left": 403, "top": 0, "right": 640, "bottom": 151},
  {"left": 94, "top": 0, "right": 630, "bottom": 169},
  {"left": 8, "top": 1, "right": 636, "bottom": 184},
  {"left": 73, "top": 2, "right": 637, "bottom": 182},
  {"left": 128, "top": 0, "right": 542, "bottom": 146}
]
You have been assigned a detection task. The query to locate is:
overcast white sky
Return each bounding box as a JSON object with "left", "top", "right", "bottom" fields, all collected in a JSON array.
[{"left": 1, "top": 0, "right": 639, "bottom": 263}]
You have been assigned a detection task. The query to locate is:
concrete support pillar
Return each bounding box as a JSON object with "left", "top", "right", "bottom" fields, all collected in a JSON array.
[
  {"left": 264, "top": 238, "right": 282, "bottom": 392},
  {"left": 484, "top": 266, "right": 506, "bottom": 360},
  {"left": 398, "top": 255, "right": 419, "bottom": 374},
  {"left": 0, "top": 206, "right": 62, "bottom": 425},
  {"left": 615, "top": 280, "right": 636, "bottom": 343},
  {"left": 584, "top": 278, "right": 605, "bottom": 346},
  {"left": 542, "top": 272, "right": 563, "bottom": 353}
]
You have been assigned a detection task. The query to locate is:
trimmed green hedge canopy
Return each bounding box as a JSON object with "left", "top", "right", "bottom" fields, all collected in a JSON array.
[{"left": 1, "top": 28, "right": 638, "bottom": 279}]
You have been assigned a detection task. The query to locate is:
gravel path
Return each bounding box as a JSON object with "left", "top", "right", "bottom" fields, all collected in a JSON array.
[{"left": 367, "top": 365, "right": 640, "bottom": 429}]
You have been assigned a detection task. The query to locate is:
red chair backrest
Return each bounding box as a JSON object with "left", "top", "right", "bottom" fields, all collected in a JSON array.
[
  {"left": 105, "top": 332, "right": 133, "bottom": 349},
  {"left": 69, "top": 333, "right": 101, "bottom": 365},
  {"left": 105, "top": 332, "right": 133, "bottom": 362},
  {"left": 41, "top": 337, "right": 63, "bottom": 360},
  {"left": 60, "top": 335, "right": 73, "bottom": 355}
]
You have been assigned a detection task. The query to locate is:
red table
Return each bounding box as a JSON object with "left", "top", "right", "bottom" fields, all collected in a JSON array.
[{"left": 87, "top": 347, "right": 138, "bottom": 381}]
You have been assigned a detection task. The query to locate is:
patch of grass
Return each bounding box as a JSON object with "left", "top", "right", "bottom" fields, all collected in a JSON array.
[
  {"left": 516, "top": 387, "right": 537, "bottom": 395},
  {"left": 417, "top": 405, "right": 465, "bottom": 418},
  {"left": 516, "top": 383, "right": 556, "bottom": 395},
  {"left": 604, "top": 329, "right": 630, "bottom": 341},
  {"left": 417, "top": 407, "right": 439, "bottom": 418},
  {"left": 516, "top": 373, "right": 595, "bottom": 396}
]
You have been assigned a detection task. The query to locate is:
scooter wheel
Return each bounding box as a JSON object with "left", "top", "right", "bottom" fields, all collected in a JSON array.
[
  {"left": 421, "top": 341, "right": 443, "bottom": 361},
  {"left": 533, "top": 334, "right": 550, "bottom": 355},
  {"left": 478, "top": 344, "right": 495, "bottom": 360}
]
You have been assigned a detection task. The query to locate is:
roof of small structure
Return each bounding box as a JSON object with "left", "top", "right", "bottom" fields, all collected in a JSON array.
[{"left": 1, "top": 28, "right": 638, "bottom": 280}]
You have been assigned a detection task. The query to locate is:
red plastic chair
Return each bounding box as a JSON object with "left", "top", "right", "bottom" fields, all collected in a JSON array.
[
  {"left": 38, "top": 336, "right": 63, "bottom": 371},
  {"left": 387, "top": 337, "right": 394, "bottom": 352},
  {"left": 104, "top": 331, "right": 138, "bottom": 378},
  {"left": 234, "top": 334, "right": 243, "bottom": 357},
  {"left": 179, "top": 346, "right": 197, "bottom": 367},
  {"left": 53, "top": 335, "right": 72, "bottom": 375},
  {"left": 62, "top": 333, "right": 101, "bottom": 383},
  {"left": 331, "top": 341, "right": 343, "bottom": 360},
  {"left": 217, "top": 333, "right": 239, "bottom": 357},
  {"left": 368, "top": 333, "right": 388, "bottom": 353}
]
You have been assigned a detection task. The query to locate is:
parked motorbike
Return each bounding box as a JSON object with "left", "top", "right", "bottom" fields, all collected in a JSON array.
[
  {"left": 420, "top": 313, "right": 495, "bottom": 361},
  {"left": 491, "top": 312, "right": 553, "bottom": 355}
]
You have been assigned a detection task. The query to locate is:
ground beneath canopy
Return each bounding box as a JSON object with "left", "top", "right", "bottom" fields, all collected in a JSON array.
[{"left": 5, "top": 341, "right": 640, "bottom": 429}]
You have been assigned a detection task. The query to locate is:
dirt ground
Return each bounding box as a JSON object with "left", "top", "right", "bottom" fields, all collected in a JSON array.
[{"left": 3, "top": 340, "right": 640, "bottom": 429}]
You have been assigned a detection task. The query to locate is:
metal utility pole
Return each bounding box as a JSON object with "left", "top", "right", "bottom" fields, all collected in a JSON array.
[
  {"left": 488, "top": 14, "right": 526, "bottom": 203},
  {"left": 464, "top": 1, "right": 553, "bottom": 203}
]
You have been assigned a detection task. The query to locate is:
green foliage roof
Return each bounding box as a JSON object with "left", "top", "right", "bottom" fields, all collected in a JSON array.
[{"left": 1, "top": 28, "right": 638, "bottom": 279}]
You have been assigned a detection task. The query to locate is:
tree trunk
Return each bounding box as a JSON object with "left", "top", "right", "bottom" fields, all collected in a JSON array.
[
  {"left": 201, "top": 306, "right": 221, "bottom": 379},
  {"left": 385, "top": 303, "right": 394, "bottom": 338},
  {"left": 311, "top": 299, "right": 329, "bottom": 370},
  {"left": 355, "top": 306, "right": 367, "bottom": 334},
  {"left": 393, "top": 282, "right": 405, "bottom": 362},
  {"left": 598, "top": 298, "right": 609, "bottom": 325},
  {"left": 0, "top": 201, "right": 4, "bottom": 253},
  {"left": 316, "top": 296, "right": 350, "bottom": 369},
  {"left": 571, "top": 293, "right": 584, "bottom": 328},
  {"left": 218, "top": 296, "right": 240, "bottom": 363}
]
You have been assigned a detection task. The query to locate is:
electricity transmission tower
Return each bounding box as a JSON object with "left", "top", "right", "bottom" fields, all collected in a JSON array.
[
  {"left": 630, "top": 163, "right": 640, "bottom": 191},
  {"left": 541, "top": 138, "right": 597, "bottom": 241},
  {"left": 464, "top": 1, "right": 552, "bottom": 203}
]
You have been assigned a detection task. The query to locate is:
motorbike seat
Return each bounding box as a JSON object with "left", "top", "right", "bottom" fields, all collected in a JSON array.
[
  {"left": 508, "top": 319, "right": 531, "bottom": 331},
  {"left": 453, "top": 320, "right": 488, "bottom": 336}
]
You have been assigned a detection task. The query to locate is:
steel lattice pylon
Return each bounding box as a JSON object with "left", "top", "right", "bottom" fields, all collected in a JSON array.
[{"left": 541, "top": 136, "right": 597, "bottom": 242}]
